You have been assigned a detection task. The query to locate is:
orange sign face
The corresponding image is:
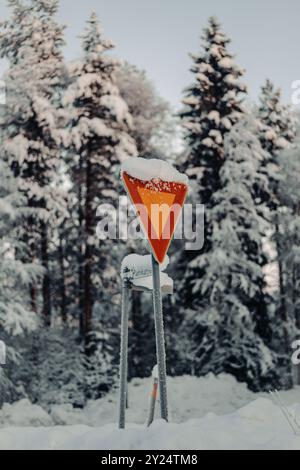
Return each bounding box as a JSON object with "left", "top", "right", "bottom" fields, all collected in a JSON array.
[{"left": 122, "top": 172, "right": 188, "bottom": 264}]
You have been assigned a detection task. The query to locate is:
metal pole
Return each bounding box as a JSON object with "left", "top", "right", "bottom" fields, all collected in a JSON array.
[
  {"left": 118, "top": 285, "right": 130, "bottom": 429},
  {"left": 151, "top": 255, "right": 168, "bottom": 421}
]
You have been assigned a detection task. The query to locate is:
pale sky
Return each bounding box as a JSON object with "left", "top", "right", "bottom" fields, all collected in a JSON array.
[{"left": 0, "top": 0, "right": 299, "bottom": 109}]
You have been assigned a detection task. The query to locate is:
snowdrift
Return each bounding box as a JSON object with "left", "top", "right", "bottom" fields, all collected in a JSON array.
[
  {"left": 0, "top": 398, "right": 300, "bottom": 450},
  {"left": 0, "top": 374, "right": 299, "bottom": 449}
]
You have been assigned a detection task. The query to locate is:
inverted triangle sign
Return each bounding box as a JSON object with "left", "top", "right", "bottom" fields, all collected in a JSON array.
[{"left": 122, "top": 172, "right": 188, "bottom": 264}]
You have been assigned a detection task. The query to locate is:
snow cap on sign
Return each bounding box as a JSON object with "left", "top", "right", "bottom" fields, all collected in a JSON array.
[{"left": 121, "top": 157, "right": 189, "bottom": 185}]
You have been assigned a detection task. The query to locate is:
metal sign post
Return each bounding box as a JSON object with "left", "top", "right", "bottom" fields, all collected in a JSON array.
[
  {"left": 118, "top": 255, "right": 174, "bottom": 429},
  {"left": 118, "top": 283, "right": 130, "bottom": 429},
  {"left": 151, "top": 255, "right": 168, "bottom": 422}
]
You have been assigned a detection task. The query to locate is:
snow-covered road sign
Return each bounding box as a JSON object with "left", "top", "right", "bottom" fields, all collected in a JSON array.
[
  {"left": 122, "top": 164, "right": 188, "bottom": 264},
  {"left": 119, "top": 158, "right": 188, "bottom": 426}
]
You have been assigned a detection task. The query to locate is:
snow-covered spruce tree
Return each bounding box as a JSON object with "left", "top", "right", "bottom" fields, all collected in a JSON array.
[
  {"left": 83, "top": 301, "right": 119, "bottom": 400},
  {"left": 258, "top": 80, "right": 295, "bottom": 156},
  {"left": 180, "top": 16, "right": 246, "bottom": 200},
  {"left": 181, "top": 117, "right": 278, "bottom": 390},
  {"left": 172, "top": 17, "right": 247, "bottom": 375},
  {"left": 276, "top": 123, "right": 300, "bottom": 344},
  {"left": 0, "top": 157, "right": 41, "bottom": 405},
  {"left": 116, "top": 62, "right": 178, "bottom": 160},
  {"left": 0, "top": 0, "right": 67, "bottom": 325},
  {"left": 257, "top": 80, "right": 296, "bottom": 364},
  {"left": 177, "top": 16, "right": 247, "bottom": 300},
  {"left": 23, "top": 327, "right": 85, "bottom": 407},
  {"left": 47, "top": 199, "right": 79, "bottom": 326},
  {"left": 63, "top": 13, "right": 136, "bottom": 396}
]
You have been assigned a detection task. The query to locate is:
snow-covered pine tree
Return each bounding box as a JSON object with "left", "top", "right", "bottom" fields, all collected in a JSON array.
[
  {"left": 0, "top": 0, "right": 67, "bottom": 325},
  {"left": 276, "top": 122, "right": 300, "bottom": 349},
  {"left": 181, "top": 116, "right": 278, "bottom": 390},
  {"left": 63, "top": 13, "right": 136, "bottom": 396},
  {"left": 47, "top": 196, "right": 79, "bottom": 326},
  {"left": 116, "top": 62, "right": 177, "bottom": 160},
  {"left": 172, "top": 17, "right": 247, "bottom": 375},
  {"left": 177, "top": 16, "right": 247, "bottom": 301},
  {"left": 84, "top": 301, "right": 119, "bottom": 400},
  {"left": 257, "top": 80, "right": 296, "bottom": 364},
  {"left": 258, "top": 80, "right": 295, "bottom": 156},
  {"left": 0, "top": 156, "right": 41, "bottom": 405},
  {"left": 24, "top": 327, "right": 85, "bottom": 407},
  {"left": 180, "top": 16, "right": 246, "bottom": 200}
]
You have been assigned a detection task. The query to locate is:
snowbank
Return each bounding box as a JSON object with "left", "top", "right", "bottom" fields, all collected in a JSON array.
[
  {"left": 0, "top": 374, "right": 299, "bottom": 449},
  {"left": 0, "top": 399, "right": 53, "bottom": 427},
  {"left": 0, "top": 398, "right": 300, "bottom": 450},
  {"left": 121, "top": 157, "right": 188, "bottom": 185}
]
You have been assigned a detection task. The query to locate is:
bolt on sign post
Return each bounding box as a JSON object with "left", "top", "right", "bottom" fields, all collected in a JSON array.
[{"left": 121, "top": 158, "right": 188, "bottom": 423}]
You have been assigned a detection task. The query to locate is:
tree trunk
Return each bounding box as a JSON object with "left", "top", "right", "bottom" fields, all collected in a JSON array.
[
  {"left": 275, "top": 214, "right": 292, "bottom": 388},
  {"left": 41, "top": 221, "right": 51, "bottom": 326},
  {"left": 59, "top": 233, "right": 67, "bottom": 324},
  {"left": 294, "top": 205, "right": 300, "bottom": 330},
  {"left": 30, "top": 285, "right": 37, "bottom": 314},
  {"left": 275, "top": 217, "right": 286, "bottom": 323},
  {"left": 83, "top": 157, "right": 93, "bottom": 351},
  {"left": 28, "top": 224, "right": 37, "bottom": 313},
  {"left": 130, "top": 290, "right": 143, "bottom": 377},
  {"left": 78, "top": 154, "right": 85, "bottom": 337}
]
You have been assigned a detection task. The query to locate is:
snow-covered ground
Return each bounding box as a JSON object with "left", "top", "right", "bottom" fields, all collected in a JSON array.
[{"left": 0, "top": 374, "right": 299, "bottom": 449}]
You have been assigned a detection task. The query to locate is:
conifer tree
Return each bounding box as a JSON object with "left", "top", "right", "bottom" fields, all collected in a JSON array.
[
  {"left": 180, "top": 16, "right": 246, "bottom": 202},
  {"left": 258, "top": 80, "right": 295, "bottom": 155},
  {"left": 0, "top": 0, "right": 67, "bottom": 324},
  {"left": 277, "top": 128, "right": 300, "bottom": 332},
  {"left": 177, "top": 16, "right": 247, "bottom": 304},
  {"left": 116, "top": 62, "right": 176, "bottom": 159},
  {"left": 0, "top": 157, "right": 41, "bottom": 404},
  {"left": 173, "top": 18, "right": 247, "bottom": 376},
  {"left": 63, "top": 13, "right": 137, "bottom": 351},
  {"left": 257, "top": 80, "right": 296, "bottom": 361},
  {"left": 181, "top": 117, "right": 278, "bottom": 390}
]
